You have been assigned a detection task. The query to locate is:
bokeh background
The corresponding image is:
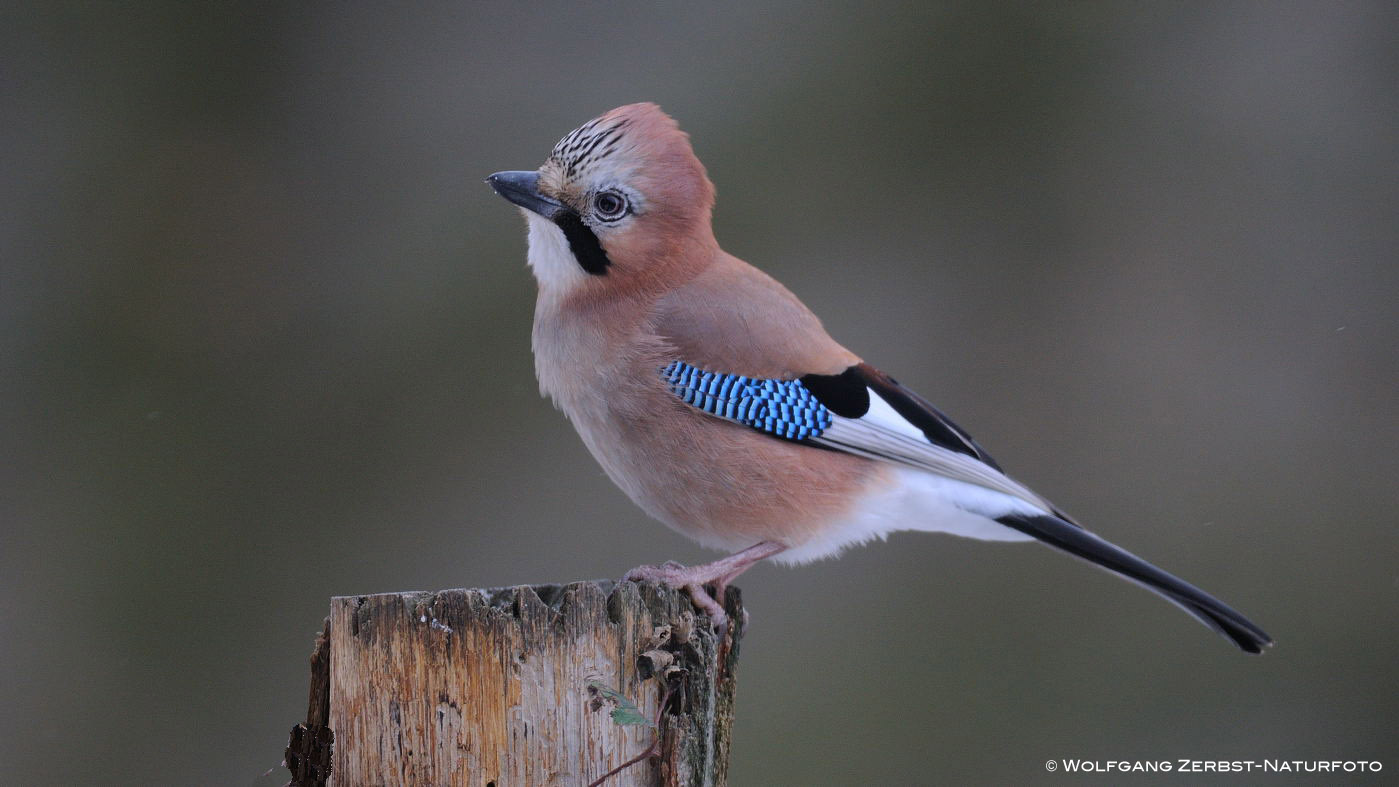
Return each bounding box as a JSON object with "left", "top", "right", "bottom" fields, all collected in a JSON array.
[{"left": 3, "top": 2, "right": 1396, "bottom": 784}]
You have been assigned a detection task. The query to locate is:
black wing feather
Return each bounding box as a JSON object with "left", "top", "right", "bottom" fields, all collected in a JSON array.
[{"left": 802, "top": 362, "right": 1002, "bottom": 470}]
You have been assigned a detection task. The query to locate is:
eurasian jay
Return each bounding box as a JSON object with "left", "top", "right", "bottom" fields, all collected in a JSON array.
[{"left": 487, "top": 103, "right": 1271, "bottom": 653}]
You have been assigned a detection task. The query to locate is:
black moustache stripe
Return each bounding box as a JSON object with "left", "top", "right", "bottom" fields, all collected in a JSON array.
[{"left": 553, "top": 210, "right": 611, "bottom": 275}]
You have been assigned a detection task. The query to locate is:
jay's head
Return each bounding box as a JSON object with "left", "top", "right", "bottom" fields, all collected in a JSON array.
[{"left": 488, "top": 103, "right": 717, "bottom": 293}]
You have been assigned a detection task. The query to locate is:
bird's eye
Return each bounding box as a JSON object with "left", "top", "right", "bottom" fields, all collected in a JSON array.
[{"left": 593, "top": 191, "right": 627, "bottom": 220}]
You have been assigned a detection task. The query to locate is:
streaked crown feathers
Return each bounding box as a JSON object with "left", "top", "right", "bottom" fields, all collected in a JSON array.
[
  {"left": 549, "top": 114, "right": 632, "bottom": 181},
  {"left": 538, "top": 103, "right": 715, "bottom": 228}
]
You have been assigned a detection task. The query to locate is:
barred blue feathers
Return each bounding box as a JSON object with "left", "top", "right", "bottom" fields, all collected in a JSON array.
[{"left": 662, "top": 360, "right": 832, "bottom": 440}]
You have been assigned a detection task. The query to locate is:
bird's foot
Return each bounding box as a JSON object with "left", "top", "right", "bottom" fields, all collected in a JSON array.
[
  {"left": 622, "top": 562, "right": 731, "bottom": 630},
  {"left": 621, "top": 541, "right": 787, "bottom": 633}
]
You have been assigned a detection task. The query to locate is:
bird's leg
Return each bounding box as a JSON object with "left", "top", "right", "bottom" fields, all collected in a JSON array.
[{"left": 622, "top": 541, "right": 786, "bottom": 631}]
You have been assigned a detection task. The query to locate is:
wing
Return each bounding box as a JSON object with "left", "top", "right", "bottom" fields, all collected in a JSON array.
[
  {"left": 661, "top": 359, "right": 1274, "bottom": 654},
  {"left": 661, "top": 359, "right": 1060, "bottom": 516}
]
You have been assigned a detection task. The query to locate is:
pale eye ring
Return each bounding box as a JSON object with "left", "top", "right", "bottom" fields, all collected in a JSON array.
[{"left": 593, "top": 191, "right": 628, "bottom": 220}]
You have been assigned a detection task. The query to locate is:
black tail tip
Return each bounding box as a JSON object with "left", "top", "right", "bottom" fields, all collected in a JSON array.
[
  {"left": 1204, "top": 610, "right": 1274, "bottom": 654},
  {"left": 1240, "top": 633, "right": 1276, "bottom": 655}
]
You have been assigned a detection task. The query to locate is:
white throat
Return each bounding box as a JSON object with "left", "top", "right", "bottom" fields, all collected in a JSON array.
[{"left": 524, "top": 212, "right": 589, "bottom": 293}]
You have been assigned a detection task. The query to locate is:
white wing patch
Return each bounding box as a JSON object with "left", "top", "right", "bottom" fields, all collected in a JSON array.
[
  {"left": 862, "top": 389, "right": 928, "bottom": 440},
  {"left": 812, "top": 386, "right": 1057, "bottom": 516}
]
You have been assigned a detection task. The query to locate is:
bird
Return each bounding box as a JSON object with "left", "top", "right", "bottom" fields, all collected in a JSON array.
[{"left": 486, "top": 102, "right": 1272, "bottom": 653}]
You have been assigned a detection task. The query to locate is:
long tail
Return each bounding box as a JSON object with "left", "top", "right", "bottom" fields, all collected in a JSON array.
[{"left": 996, "top": 513, "right": 1273, "bottom": 653}]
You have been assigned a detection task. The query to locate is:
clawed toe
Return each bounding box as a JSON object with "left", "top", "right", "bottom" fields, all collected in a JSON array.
[
  {"left": 681, "top": 583, "right": 728, "bottom": 632},
  {"left": 620, "top": 564, "right": 728, "bottom": 631},
  {"left": 621, "top": 565, "right": 656, "bottom": 583},
  {"left": 621, "top": 542, "right": 784, "bottom": 635},
  {"left": 622, "top": 563, "right": 675, "bottom": 584}
]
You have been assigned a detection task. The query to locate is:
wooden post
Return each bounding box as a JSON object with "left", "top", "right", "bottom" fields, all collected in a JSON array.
[{"left": 287, "top": 580, "right": 744, "bottom": 787}]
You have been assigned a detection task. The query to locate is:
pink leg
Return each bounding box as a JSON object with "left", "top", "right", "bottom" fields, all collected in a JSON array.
[{"left": 622, "top": 541, "right": 786, "bottom": 630}]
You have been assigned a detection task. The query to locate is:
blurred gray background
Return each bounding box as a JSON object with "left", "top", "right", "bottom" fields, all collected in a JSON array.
[{"left": 3, "top": 2, "right": 1396, "bottom": 784}]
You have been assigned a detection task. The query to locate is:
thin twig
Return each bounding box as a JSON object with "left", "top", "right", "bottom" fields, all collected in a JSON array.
[{"left": 587, "top": 681, "right": 675, "bottom": 787}]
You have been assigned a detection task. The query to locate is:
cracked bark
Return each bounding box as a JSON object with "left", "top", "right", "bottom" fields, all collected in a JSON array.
[{"left": 295, "top": 580, "right": 743, "bottom": 786}]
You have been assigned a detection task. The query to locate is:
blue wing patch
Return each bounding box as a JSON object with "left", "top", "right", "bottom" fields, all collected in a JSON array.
[{"left": 662, "top": 360, "right": 832, "bottom": 441}]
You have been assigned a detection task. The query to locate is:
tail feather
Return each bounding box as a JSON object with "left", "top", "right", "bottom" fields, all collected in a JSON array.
[{"left": 997, "top": 513, "right": 1273, "bottom": 654}]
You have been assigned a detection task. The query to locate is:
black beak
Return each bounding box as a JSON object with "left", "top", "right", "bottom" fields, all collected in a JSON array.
[{"left": 486, "top": 171, "right": 568, "bottom": 220}]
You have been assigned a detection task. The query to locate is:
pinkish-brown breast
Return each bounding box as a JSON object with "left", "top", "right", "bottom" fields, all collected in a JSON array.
[{"left": 533, "top": 252, "right": 884, "bottom": 554}]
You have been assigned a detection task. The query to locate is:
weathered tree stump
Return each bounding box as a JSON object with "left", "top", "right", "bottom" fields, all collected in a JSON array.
[{"left": 287, "top": 580, "right": 744, "bottom": 786}]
